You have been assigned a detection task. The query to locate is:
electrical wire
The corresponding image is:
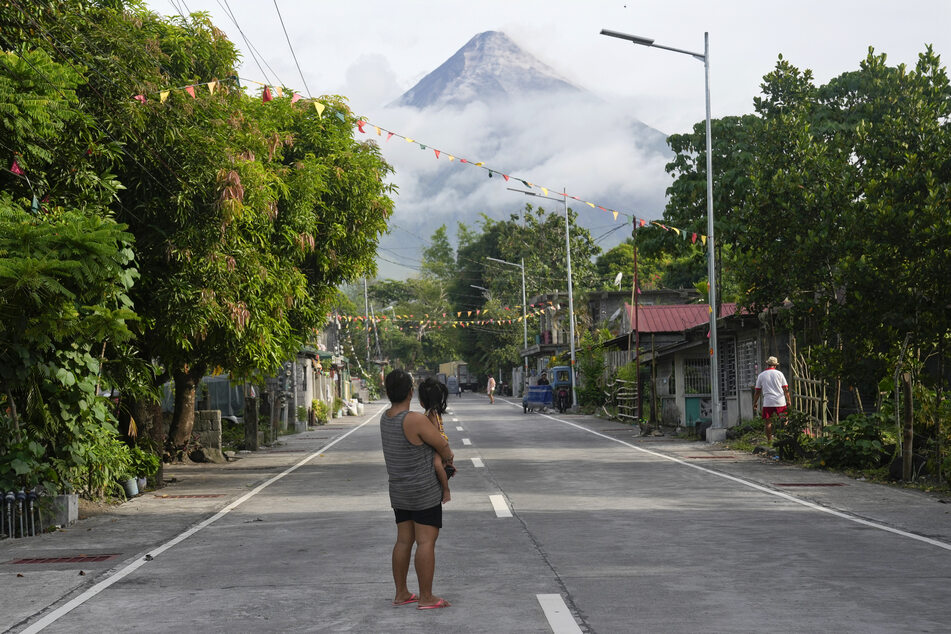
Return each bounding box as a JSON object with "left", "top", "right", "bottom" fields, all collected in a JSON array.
[
  {"left": 217, "top": 0, "right": 277, "bottom": 87},
  {"left": 272, "top": 0, "right": 311, "bottom": 97}
]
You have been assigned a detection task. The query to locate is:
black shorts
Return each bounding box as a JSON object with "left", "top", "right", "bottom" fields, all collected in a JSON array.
[{"left": 394, "top": 503, "right": 442, "bottom": 528}]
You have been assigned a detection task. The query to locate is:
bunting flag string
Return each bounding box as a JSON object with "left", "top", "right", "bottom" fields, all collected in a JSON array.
[{"left": 131, "top": 75, "right": 708, "bottom": 243}]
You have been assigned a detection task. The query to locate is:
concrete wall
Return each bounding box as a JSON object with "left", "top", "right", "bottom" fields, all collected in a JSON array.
[{"left": 193, "top": 410, "right": 225, "bottom": 463}]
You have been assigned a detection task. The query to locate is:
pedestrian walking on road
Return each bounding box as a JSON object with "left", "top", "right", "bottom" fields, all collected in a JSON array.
[
  {"left": 380, "top": 369, "right": 454, "bottom": 610},
  {"left": 487, "top": 375, "right": 496, "bottom": 404},
  {"left": 752, "top": 356, "right": 791, "bottom": 443}
]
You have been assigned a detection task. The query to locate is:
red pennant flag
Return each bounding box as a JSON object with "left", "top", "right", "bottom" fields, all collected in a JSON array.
[
  {"left": 434, "top": 149, "right": 440, "bottom": 159},
  {"left": 134, "top": 94, "right": 146, "bottom": 103},
  {"left": 10, "top": 159, "right": 24, "bottom": 176},
  {"left": 262, "top": 86, "right": 273, "bottom": 102},
  {"left": 503, "top": 174, "right": 509, "bottom": 181},
  {"left": 291, "top": 92, "right": 301, "bottom": 103},
  {"left": 460, "top": 158, "right": 468, "bottom": 164},
  {"left": 640, "top": 219, "right": 646, "bottom": 227},
  {"left": 692, "top": 233, "right": 698, "bottom": 244},
  {"left": 185, "top": 85, "right": 196, "bottom": 99},
  {"left": 357, "top": 120, "right": 366, "bottom": 133},
  {"left": 386, "top": 132, "right": 394, "bottom": 141}
]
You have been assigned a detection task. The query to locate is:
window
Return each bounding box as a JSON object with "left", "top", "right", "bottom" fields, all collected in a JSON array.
[
  {"left": 737, "top": 338, "right": 759, "bottom": 389},
  {"left": 718, "top": 337, "right": 737, "bottom": 398},
  {"left": 684, "top": 358, "right": 711, "bottom": 394}
]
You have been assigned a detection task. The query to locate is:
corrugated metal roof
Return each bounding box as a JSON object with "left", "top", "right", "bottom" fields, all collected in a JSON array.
[{"left": 624, "top": 303, "right": 737, "bottom": 333}]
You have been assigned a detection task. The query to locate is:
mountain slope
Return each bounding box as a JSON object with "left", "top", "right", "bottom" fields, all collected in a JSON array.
[{"left": 393, "top": 31, "right": 582, "bottom": 109}]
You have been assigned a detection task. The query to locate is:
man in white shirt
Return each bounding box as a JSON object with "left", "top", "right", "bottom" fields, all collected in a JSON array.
[{"left": 752, "top": 356, "right": 791, "bottom": 443}]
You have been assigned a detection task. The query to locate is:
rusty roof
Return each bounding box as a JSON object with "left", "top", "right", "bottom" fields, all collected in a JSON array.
[{"left": 624, "top": 303, "right": 737, "bottom": 333}]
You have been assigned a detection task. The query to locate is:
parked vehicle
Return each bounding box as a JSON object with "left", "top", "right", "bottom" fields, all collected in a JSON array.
[
  {"left": 523, "top": 385, "right": 552, "bottom": 413},
  {"left": 438, "top": 361, "right": 475, "bottom": 392},
  {"left": 550, "top": 366, "right": 573, "bottom": 413},
  {"left": 446, "top": 375, "right": 461, "bottom": 396}
]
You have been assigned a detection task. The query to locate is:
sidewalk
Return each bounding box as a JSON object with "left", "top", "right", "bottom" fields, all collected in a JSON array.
[
  {"left": 0, "top": 403, "right": 387, "bottom": 633},
  {"left": 3, "top": 406, "right": 949, "bottom": 632}
]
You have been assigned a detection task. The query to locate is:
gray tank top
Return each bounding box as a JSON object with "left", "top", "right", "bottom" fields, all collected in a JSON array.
[{"left": 380, "top": 409, "right": 442, "bottom": 510}]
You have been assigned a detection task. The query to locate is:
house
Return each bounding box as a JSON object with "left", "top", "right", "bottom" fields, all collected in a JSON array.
[{"left": 606, "top": 301, "right": 791, "bottom": 429}]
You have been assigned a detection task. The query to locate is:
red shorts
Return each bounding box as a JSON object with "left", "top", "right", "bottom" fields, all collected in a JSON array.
[{"left": 762, "top": 406, "right": 787, "bottom": 420}]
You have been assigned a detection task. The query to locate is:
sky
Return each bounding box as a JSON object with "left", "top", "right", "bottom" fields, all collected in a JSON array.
[{"left": 149, "top": 1, "right": 951, "bottom": 277}]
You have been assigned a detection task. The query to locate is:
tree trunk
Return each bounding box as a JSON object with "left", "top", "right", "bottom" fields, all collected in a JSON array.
[
  {"left": 902, "top": 372, "right": 914, "bottom": 482},
  {"left": 244, "top": 396, "right": 259, "bottom": 451},
  {"left": 133, "top": 398, "right": 166, "bottom": 489},
  {"left": 168, "top": 367, "right": 202, "bottom": 451}
]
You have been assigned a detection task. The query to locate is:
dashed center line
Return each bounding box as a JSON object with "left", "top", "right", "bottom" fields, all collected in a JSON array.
[
  {"left": 537, "top": 594, "right": 582, "bottom": 633},
  {"left": 462, "top": 438, "right": 472, "bottom": 446},
  {"left": 471, "top": 457, "right": 484, "bottom": 468},
  {"left": 489, "top": 494, "right": 512, "bottom": 518}
]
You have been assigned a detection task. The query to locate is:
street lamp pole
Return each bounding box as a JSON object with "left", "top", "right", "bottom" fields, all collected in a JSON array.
[
  {"left": 506, "top": 187, "right": 578, "bottom": 409},
  {"left": 599, "top": 28, "right": 721, "bottom": 435},
  {"left": 486, "top": 257, "right": 528, "bottom": 396}
]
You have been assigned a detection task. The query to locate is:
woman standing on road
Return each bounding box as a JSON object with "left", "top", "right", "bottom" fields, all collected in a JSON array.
[{"left": 487, "top": 375, "right": 496, "bottom": 404}]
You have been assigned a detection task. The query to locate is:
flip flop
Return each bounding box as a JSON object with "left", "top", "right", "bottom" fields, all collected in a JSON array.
[
  {"left": 417, "top": 598, "right": 451, "bottom": 610},
  {"left": 392, "top": 593, "right": 418, "bottom": 606}
]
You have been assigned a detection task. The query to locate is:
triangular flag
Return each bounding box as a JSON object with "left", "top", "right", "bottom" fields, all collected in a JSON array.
[
  {"left": 186, "top": 85, "right": 196, "bottom": 98},
  {"left": 134, "top": 94, "right": 146, "bottom": 103},
  {"left": 692, "top": 233, "right": 698, "bottom": 244},
  {"left": 475, "top": 162, "right": 484, "bottom": 166},
  {"left": 357, "top": 120, "right": 366, "bottom": 133},
  {"left": 262, "top": 86, "right": 273, "bottom": 102},
  {"left": 420, "top": 144, "right": 426, "bottom": 150},
  {"left": 275, "top": 86, "right": 283, "bottom": 97},
  {"left": 314, "top": 102, "right": 325, "bottom": 116},
  {"left": 503, "top": 174, "right": 509, "bottom": 181},
  {"left": 386, "top": 132, "right": 394, "bottom": 141},
  {"left": 10, "top": 159, "right": 24, "bottom": 176},
  {"left": 291, "top": 93, "right": 302, "bottom": 103},
  {"left": 460, "top": 158, "right": 468, "bottom": 164},
  {"left": 640, "top": 219, "right": 646, "bottom": 227},
  {"left": 672, "top": 227, "right": 681, "bottom": 236},
  {"left": 160, "top": 90, "right": 170, "bottom": 103},
  {"left": 335, "top": 112, "right": 346, "bottom": 122},
  {"left": 405, "top": 137, "right": 414, "bottom": 143},
  {"left": 207, "top": 80, "right": 217, "bottom": 94},
  {"left": 374, "top": 126, "right": 381, "bottom": 135},
  {"left": 467, "top": 311, "right": 472, "bottom": 317},
  {"left": 586, "top": 202, "right": 595, "bottom": 208},
  {"left": 701, "top": 235, "right": 707, "bottom": 245},
  {"left": 613, "top": 211, "right": 618, "bottom": 221},
  {"left": 541, "top": 187, "right": 549, "bottom": 196},
  {"left": 434, "top": 149, "right": 440, "bottom": 159},
  {"left": 448, "top": 155, "right": 455, "bottom": 161}
]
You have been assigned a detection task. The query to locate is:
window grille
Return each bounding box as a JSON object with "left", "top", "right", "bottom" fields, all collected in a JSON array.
[
  {"left": 718, "top": 337, "right": 737, "bottom": 398},
  {"left": 684, "top": 358, "right": 711, "bottom": 394},
  {"left": 737, "top": 338, "right": 759, "bottom": 389}
]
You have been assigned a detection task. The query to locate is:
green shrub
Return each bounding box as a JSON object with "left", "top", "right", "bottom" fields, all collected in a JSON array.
[
  {"left": 129, "top": 445, "right": 160, "bottom": 478},
  {"left": 312, "top": 399, "right": 329, "bottom": 424},
  {"left": 813, "top": 413, "right": 886, "bottom": 469}
]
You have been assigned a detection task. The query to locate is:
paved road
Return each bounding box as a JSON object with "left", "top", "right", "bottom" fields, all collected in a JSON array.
[{"left": 3, "top": 394, "right": 951, "bottom": 632}]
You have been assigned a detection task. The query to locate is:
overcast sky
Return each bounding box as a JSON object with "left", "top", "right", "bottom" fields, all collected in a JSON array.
[{"left": 156, "top": 0, "right": 951, "bottom": 134}]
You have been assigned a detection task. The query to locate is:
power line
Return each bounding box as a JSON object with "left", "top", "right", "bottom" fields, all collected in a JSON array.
[
  {"left": 272, "top": 0, "right": 311, "bottom": 97},
  {"left": 217, "top": 0, "right": 278, "bottom": 87}
]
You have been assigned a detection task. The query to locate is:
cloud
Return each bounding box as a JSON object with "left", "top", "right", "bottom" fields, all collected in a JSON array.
[
  {"left": 365, "top": 91, "right": 673, "bottom": 278},
  {"left": 343, "top": 54, "right": 404, "bottom": 108}
]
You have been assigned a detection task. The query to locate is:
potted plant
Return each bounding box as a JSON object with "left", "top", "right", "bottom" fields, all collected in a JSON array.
[
  {"left": 129, "top": 445, "right": 160, "bottom": 492},
  {"left": 333, "top": 396, "right": 344, "bottom": 418}
]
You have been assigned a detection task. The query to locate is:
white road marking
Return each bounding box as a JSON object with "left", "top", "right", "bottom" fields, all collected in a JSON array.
[
  {"left": 462, "top": 438, "right": 472, "bottom": 445},
  {"left": 489, "top": 494, "right": 512, "bottom": 518},
  {"left": 456, "top": 426, "right": 464, "bottom": 431},
  {"left": 471, "top": 457, "right": 484, "bottom": 468},
  {"left": 541, "top": 412, "right": 951, "bottom": 553},
  {"left": 451, "top": 417, "right": 459, "bottom": 422},
  {"left": 537, "top": 594, "right": 582, "bottom": 634},
  {"left": 20, "top": 405, "right": 388, "bottom": 633}
]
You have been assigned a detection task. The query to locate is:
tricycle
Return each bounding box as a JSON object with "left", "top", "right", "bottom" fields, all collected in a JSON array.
[
  {"left": 550, "top": 365, "right": 573, "bottom": 413},
  {"left": 522, "top": 385, "right": 553, "bottom": 413}
]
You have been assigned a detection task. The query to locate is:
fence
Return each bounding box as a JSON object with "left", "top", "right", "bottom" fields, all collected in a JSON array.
[
  {"left": 610, "top": 378, "right": 640, "bottom": 423},
  {"left": 788, "top": 337, "right": 828, "bottom": 435}
]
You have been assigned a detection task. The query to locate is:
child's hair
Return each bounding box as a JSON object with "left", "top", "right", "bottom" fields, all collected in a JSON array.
[
  {"left": 385, "top": 369, "right": 413, "bottom": 403},
  {"left": 418, "top": 377, "right": 448, "bottom": 415}
]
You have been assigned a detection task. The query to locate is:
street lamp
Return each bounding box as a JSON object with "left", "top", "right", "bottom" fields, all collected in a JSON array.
[
  {"left": 507, "top": 187, "right": 578, "bottom": 409},
  {"left": 599, "top": 28, "right": 721, "bottom": 435},
  {"left": 486, "top": 256, "right": 528, "bottom": 395}
]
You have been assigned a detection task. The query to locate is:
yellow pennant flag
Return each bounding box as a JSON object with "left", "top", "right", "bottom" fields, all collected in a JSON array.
[
  {"left": 672, "top": 227, "right": 681, "bottom": 236},
  {"left": 612, "top": 211, "right": 618, "bottom": 221},
  {"left": 541, "top": 187, "right": 549, "bottom": 196},
  {"left": 448, "top": 155, "right": 455, "bottom": 161},
  {"left": 405, "top": 137, "right": 414, "bottom": 143},
  {"left": 207, "top": 80, "right": 217, "bottom": 94},
  {"left": 375, "top": 126, "right": 381, "bottom": 136},
  {"left": 160, "top": 90, "right": 170, "bottom": 103},
  {"left": 701, "top": 235, "right": 707, "bottom": 246},
  {"left": 475, "top": 162, "right": 484, "bottom": 166},
  {"left": 275, "top": 86, "right": 283, "bottom": 97},
  {"left": 586, "top": 201, "right": 595, "bottom": 208},
  {"left": 314, "top": 102, "right": 325, "bottom": 116},
  {"left": 467, "top": 311, "right": 472, "bottom": 317}
]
